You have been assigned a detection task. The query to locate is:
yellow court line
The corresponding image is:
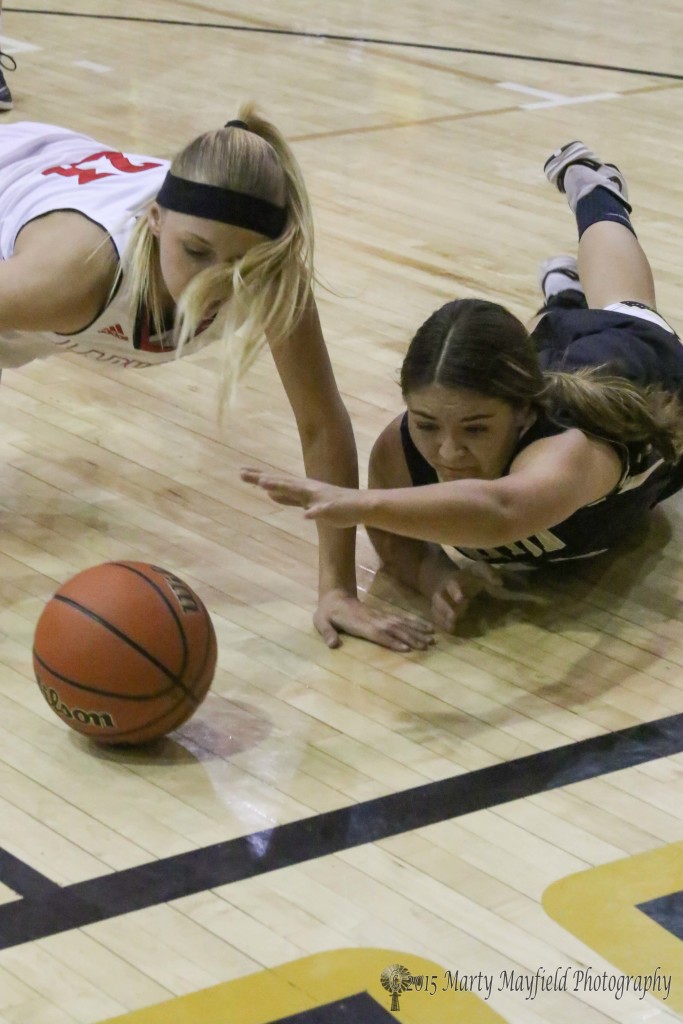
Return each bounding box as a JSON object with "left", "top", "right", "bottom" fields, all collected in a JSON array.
[
  {"left": 99, "top": 948, "right": 508, "bottom": 1023},
  {"left": 543, "top": 841, "right": 683, "bottom": 1013}
]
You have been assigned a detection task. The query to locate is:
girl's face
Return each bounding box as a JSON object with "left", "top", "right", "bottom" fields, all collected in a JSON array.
[
  {"left": 148, "top": 205, "right": 267, "bottom": 304},
  {"left": 406, "top": 383, "right": 532, "bottom": 481}
]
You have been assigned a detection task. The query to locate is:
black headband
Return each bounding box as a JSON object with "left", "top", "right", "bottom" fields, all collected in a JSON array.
[{"left": 156, "top": 171, "right": 287, "bottom": 238}]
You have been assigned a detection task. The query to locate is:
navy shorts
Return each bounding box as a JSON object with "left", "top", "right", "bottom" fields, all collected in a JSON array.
[{"left": 531, "top": 306, "right": 683, "bottom": 396}]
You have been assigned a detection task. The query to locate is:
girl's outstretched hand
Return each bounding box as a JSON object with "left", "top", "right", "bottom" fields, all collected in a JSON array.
[{"left": 241, "top": 467, "right": 365, "bottom": 528}]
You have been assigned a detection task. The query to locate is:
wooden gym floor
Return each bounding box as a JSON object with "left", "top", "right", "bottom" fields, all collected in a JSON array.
[{"left": 0, "top": 2, "right": 682, "bottom": 1022}]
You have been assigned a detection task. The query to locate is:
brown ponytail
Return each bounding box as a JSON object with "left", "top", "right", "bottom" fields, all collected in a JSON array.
[{"left": 542, "top": 369, "right": 683, "bottom": 463}]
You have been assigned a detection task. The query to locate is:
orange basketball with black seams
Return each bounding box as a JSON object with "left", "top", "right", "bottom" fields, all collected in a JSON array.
[{"left": 32, "top": 562, "right": 217, "bottom": 745}]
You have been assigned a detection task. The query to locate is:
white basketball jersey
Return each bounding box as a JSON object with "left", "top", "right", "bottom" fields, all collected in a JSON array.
[{"left": 0, "top": 122, "right": 215, "bottom": 369}]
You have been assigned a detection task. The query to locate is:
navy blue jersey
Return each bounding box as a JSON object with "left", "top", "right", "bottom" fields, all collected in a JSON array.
[{"left": 399, "top": 307, "right": 683, "bottom": 567}]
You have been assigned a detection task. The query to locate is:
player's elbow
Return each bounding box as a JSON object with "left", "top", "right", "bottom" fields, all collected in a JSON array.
[
  {"left": 483, "top": 494, "right": 550, "bottom": 548},
  {"left": 299, "top": 406, "right": 357, "bottom": 476},
  {"left": 447, "top": 489, "right": 535, "bottom": 549}
]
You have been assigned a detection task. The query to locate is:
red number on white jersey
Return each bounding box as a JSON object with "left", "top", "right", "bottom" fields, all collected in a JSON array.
[{"left": 42, "top": 151, "right": 163, "bottom": 185}]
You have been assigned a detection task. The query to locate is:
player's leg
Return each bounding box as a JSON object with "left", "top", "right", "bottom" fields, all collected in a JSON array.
[
  {"left": 0, "top": 1, "right": 15, "bottom": 111},
  {"left": 544, "top": 141, "right": 656, "bottom": 310}
]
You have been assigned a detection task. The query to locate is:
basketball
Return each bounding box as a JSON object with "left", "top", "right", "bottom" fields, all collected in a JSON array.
[{"left": 32, "top": 562, "right": 217, "bottom": 745}]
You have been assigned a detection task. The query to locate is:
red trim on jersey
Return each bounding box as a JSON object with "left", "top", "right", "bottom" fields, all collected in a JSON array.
[
  {"left": 136, "top": 307, "right": 174, "bottom": 353},
  {"left": 134, "top": 306, "right": 216, "bottom": 354}
]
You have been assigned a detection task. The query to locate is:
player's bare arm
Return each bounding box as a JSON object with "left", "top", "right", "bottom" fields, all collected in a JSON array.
[
  {"left": 246, "top": 428, "right": 623, "bottom": 547},
  {"left": 1, "top": 212, "right": 117, "bottom": 333},
  {"left": 266, "top": 293, "right": 434, "bottom": 650}
]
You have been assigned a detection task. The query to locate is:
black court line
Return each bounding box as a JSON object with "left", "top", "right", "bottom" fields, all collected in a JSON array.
[
  {"left": 0, "top": 711, "right": 681, "bottom": 950},
  {"left": 0, "top": 847, "right": 59, "bottom": 900},
  {"left": 639, "top": 890, "right": 683, "bottom": 941},
  {"left": 7, "top": 8, "right": 683, "bottom": 82}
]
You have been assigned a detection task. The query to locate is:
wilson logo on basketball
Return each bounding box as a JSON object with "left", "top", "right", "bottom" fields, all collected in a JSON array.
[
  {"left": 152, "top": 566, "right": 201, "bottom": 613},
  {"left": 37, "top": 682, "right": 116, "bottom": 730}
]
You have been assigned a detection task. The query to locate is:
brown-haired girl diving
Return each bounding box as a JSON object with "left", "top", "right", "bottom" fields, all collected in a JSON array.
[{"left": 245, "top": 142, "right": 683, "bottom": 631}]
